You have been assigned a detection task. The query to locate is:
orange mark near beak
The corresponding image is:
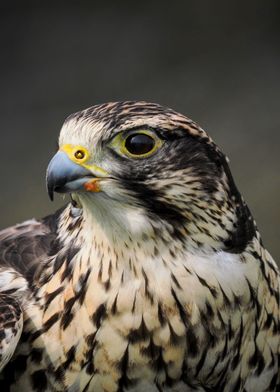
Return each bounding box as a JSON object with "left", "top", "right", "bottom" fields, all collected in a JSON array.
[{"left": 84, "top": 179, "right": 101, "bottom": 193}]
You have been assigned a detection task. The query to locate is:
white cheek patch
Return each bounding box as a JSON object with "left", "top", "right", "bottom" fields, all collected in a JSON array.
[
  {"left": 123, "top": 208, "right": 151, "bottom": 236},
  {"left": 78, "top": 173, "right": 155, "bottom": 237}
]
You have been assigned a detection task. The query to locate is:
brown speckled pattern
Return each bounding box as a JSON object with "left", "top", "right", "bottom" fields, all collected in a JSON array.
[{"left": 0, "top": 102, "right": 279, "bottom": 391}]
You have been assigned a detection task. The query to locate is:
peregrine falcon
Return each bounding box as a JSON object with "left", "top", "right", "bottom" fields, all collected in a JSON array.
[{"left": 0, "top": 101, "right": 279, "bottom": 391}]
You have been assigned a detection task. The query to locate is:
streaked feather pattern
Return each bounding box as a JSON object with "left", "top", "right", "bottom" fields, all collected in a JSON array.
[{"left": 0, "top": 101, "right": 278, "bottom": 391}]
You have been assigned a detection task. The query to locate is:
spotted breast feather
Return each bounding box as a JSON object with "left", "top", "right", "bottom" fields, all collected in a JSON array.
[{"left": 0, "top": 101, "right": 279, "bottom": 392}]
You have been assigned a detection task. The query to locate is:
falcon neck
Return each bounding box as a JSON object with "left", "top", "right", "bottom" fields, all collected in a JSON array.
[
  {"left": 56, "top": 192, "right": 257, "bottom": 285},
  {"left": 55, "top": 203, "right": 191, "bottom": 278}
]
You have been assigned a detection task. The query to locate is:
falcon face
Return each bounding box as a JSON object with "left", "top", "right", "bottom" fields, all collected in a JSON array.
[
  {"left": 0, "top": 101, "right": 279, "bottom": 392},
  {"left": 47, "top": 101, "right": 254, "bottom": 253}
]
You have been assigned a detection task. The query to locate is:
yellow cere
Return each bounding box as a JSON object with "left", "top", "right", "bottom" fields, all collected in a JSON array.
[
  {"left": 110, "top": 129, "right": 163, "bottom": 159},
  {"left": 60, "top": 144, "right": 108, "bottom": 177}
]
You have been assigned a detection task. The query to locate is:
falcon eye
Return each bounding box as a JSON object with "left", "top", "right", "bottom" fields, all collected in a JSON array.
[
  {"left": 74, "top": 150, "right": 85, "bottom": 160},
  {"left": 109, "top": 130, "right": 162, "bottom": 158},
  {"left": 124, "top": 134, "right": 156, "bottom": 156}
]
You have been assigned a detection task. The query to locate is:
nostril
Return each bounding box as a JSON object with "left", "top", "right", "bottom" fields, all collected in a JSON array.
[{"left": 74, "top": 150, "right": 85, "bottom": 160}]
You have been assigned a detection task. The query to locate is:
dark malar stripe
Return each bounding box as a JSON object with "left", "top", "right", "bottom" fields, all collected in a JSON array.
[{"left": 120, "top": 180, "right": 189, "bottom": 229}]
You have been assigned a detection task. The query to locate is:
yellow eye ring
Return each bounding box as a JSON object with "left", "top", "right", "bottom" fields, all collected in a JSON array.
[{"left": 110, "top": 130, "right": 162, "bottom": 159}]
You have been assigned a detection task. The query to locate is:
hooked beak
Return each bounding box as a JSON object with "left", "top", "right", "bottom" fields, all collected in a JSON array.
[{"left": 46, "top": 151, "right": 95, "bottom": 201}]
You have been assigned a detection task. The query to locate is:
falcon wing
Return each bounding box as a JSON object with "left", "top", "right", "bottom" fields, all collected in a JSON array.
[
  {"left": 0, "top": 294, "right": 23, "bottom": 371},
  {"left": 0, "top": 207, "right": 63, "bottom": 280},
  {"left": 0, "top": 207, "right": 64, "bottom": 371}
]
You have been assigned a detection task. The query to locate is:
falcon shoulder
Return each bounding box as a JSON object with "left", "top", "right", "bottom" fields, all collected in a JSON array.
[{"left": 0, "top": 207, "right": 63, "bottom": 371}]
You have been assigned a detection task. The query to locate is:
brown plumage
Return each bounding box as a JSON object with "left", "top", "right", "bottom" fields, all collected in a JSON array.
[{"left": 0, "top": 101, "right": 279, "bottom": 391}]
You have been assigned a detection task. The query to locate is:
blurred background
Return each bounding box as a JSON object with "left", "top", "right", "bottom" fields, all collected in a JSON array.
[{"left": 0, "top": 1, "right": 279, "bottom": 262}]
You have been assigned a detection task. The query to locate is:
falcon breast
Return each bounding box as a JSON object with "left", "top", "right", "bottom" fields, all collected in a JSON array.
[{"left": 0, "top": 101, "right": 279, "bottom": 392}]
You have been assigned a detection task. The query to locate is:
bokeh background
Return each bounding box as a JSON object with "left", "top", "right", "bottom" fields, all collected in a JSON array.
[{"left": 0, "top": 1, "right": 279, "bottom": 262}]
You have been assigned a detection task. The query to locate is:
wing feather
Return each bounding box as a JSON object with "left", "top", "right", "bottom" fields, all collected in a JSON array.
[
  {"left": 0, "top": 207, "right": 65, "bottom": 371},
  {"left": 0, "top": 294, "right": 23, "bottom": 371},
  {"left": 0, "top": 207, "right": 63, "bottom": 283}
]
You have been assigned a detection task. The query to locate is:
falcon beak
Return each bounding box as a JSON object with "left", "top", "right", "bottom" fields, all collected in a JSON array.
[{"left": 46, "top": 151, "right": 97, "bottom": 201}]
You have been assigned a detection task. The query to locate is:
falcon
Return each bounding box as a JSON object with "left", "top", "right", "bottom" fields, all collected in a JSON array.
[{"left": 0, "top": 101, "right": 279, "bottom": 391}]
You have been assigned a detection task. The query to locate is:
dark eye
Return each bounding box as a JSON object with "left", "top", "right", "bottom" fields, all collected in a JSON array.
[{"left": 124, "top": 133, "right": 155, "bottom": 156}]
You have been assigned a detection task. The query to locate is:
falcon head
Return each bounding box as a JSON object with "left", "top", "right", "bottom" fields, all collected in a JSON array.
[{"left": 46, "top": 101, "right": 255, "bottom": 252}]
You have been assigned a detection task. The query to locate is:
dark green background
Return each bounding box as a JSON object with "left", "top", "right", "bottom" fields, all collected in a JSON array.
[{"left": 0, "top": 1, "right": 279, "bottom": 263}]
